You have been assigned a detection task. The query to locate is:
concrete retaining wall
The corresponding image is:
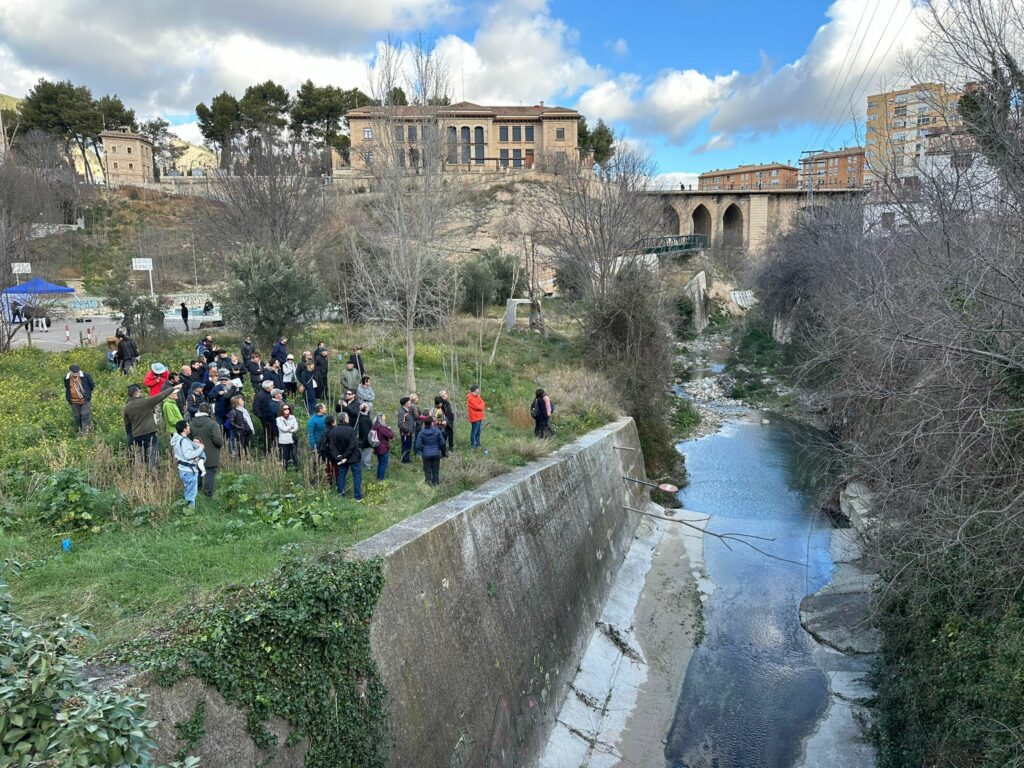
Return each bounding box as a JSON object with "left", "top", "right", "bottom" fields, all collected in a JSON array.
[
  {"left": 353, "top": 416, "right": 646, "bottom": 768},
  {"left": 137, "top": 417, "right": 645, "bottom": 767}
]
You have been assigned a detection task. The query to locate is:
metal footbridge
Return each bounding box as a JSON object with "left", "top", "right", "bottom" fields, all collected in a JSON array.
[{"left": 635, "top": 234, "right": 708, "bottom": 257}]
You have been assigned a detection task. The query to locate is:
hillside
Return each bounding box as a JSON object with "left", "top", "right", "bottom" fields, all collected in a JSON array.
[{"left": 0, "top": 92, "right": 19, "bottom": 111}]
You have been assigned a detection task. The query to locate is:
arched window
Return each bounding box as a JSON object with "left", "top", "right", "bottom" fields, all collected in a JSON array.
[{"left": 460, "top": 127, "right": 471, "bottom": 164}]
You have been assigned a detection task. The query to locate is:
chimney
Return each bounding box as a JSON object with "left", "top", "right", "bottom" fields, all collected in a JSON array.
[{"left": 539, "top": 100, "right": 544, "bottom": 106}]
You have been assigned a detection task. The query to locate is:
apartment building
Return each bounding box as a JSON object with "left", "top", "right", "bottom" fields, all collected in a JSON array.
[
  {"left": 99, "top": 126, "right": 155, "bottom": 186},
  {"left": 799, "top": 147, "right": 865, "bottom": 189},
  {"left": 697, "top": 163, "right": 799, "bottom": 191},
  {"left": 345, "top": 101, "right": 581, "bottom": 171},
  {"left": 865, "top": 83, "right": 960, "bottom": 189}
]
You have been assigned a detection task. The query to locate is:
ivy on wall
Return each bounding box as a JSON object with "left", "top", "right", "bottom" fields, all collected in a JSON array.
[{"left": 125, "top": 555, "right": 389, "bottom": 768}]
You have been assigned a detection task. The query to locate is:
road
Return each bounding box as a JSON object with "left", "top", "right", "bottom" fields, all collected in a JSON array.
[{"left": 6, "top": 313, "right": 222, "bottom": 353}]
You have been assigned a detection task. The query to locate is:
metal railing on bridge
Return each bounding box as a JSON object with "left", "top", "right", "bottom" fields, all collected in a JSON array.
[{"left": 635, "top": 234, "right": 709, "bottom": 256}]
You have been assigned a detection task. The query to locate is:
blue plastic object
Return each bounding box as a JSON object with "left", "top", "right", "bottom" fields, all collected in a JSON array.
[{"left": 61, "top": 537, "right": 72, "bottom": 552}]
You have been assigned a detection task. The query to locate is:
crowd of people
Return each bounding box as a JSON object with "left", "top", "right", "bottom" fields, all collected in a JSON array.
[{"left": 63, "top": 331, "right": 555, "bottom": 507}]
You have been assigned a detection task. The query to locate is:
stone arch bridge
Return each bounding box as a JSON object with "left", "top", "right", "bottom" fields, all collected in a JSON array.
[{"left": 650, "top": 189, "right": 863, "bottom": 254}]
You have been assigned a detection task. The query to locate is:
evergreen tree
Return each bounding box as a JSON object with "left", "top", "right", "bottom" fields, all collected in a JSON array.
[
  {"left": 138, "top": 117, "right": 185, "bottom": 173},
  {"left": 589, "top": 118, "right": 616, "bottom": 165},
  {"left": 19, "top": 80, "right": 97, "bottom": 181},
  {"left": 290, "top": 80, "right": 347, "bottom": 144},
  {"left": 196, "top": 91, "right": 241, "bottom": 169},
  {"left": 239, "top": 80, "right": 291, "bottom": 133}
]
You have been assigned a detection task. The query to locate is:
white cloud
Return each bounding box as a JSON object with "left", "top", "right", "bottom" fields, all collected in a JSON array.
[
  {"left": 0, "top": 45, "right": 46, "bottom": 97},
  {"left": 577, "top": 75, "right": 641, "bottom": 122},
  {"left": 709, "top": 0, "right": 928, "bottom": 140},
  {"left": 610, "top": 38, "right": 628, "bottom": 57},
  {"left": 436, "top": 0, "right": 604, "bottom": 104},
  {"left": 576, "top": 0, "right": 928, "bottom": 150},
  {"left": 578, "top": 68, "right": 737, "bottom": 144},
  {"left": 168, "top": 121, "right": 204, "bottom": 146},
  {"left": 695, "top": 134, "right": 734, "bottom": 153},
  {"left": 650, "top": 171, "right": 701, "bottom": 191},
  {"left": 0, "top": 0, "right": 447, "bottom": 112}
]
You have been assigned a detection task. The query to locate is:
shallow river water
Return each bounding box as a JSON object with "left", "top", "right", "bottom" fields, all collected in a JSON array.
[{"left": 665, "top": 411, "right": 836, "bottom": 768}]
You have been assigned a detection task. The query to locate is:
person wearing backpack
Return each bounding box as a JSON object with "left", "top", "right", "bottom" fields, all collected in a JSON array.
[
  {"left": 371, "top": 413, "right": 394, "bottom": 481},
  {"left": 532, "top": 388, "right": 553, "bottom": 438}
]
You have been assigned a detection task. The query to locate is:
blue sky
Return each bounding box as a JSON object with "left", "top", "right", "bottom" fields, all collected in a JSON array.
[{"left": 0, "top": 0, "right": 926, "bottom": 184}]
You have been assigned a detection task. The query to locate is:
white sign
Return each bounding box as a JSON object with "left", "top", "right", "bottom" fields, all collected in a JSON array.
[
  {"left": 132, "top": 258, "right": 153, "bottom": 271},
  {"left": 11, "top": 262, "right": 30, "bottom": 274}
]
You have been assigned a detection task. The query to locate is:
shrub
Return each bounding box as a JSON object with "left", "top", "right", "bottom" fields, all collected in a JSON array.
[
  {"left": 0, "top": 582, "right": 197, "bottom": 768},
  {"left": 30, "top": 467, "right": 121, "bottom": 533}
]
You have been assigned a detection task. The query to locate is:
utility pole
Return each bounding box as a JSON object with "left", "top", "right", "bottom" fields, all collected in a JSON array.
[{"left": 800, "top": 149, "right": 825, "bottom": 209}]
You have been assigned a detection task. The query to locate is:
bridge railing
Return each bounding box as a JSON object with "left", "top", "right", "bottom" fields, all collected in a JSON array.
[{"left": 636, "top": 234, "right": 709, "bottom": 255}]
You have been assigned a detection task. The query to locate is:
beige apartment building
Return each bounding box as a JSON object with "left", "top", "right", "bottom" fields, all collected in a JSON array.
[
  {"left": 865, "top": 83, "right": 960, "bottom": 189},
  {"left": 99, "top": 127, "right": 155, "bottom": 186},
  {"left": 698, "top": 163, "right": 799, "bottom": 191},
  {"left": 345, "top": 101, "right": 581, "bottom": 171},
  {"left": 799, "top": 147, "right": 865, "bottom": 189}
]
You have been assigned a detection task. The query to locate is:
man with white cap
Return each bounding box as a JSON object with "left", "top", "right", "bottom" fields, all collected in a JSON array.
[{"left": 63, "top": 364, "right": 95, "bottom": 434}]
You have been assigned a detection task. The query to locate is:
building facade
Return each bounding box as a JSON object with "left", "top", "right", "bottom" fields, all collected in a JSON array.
[
  {"left": 698, "top": 163, "right": 799, "bottom": 191},
  {"left": 99, "top": 127, "right": 155, "bottom": 186},
  {"left": 799, "top": 147, "right": 865, "bottom": 189},
  {"left": 864, "top": 83, "right": 961, "bottom": 190},
  {"left": 344, "top": 101, "right": 581, "bottom": 171}
]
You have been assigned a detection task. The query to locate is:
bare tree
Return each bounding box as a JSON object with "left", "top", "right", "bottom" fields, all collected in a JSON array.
[
  {"left": 350, "top": 37, "right": 464, "bottom": 391},
  {"left": 540, "top": 146, "right": 678, "bottom": 474},
  {"left": 202, "top": 129, "right": 327, "bottom": 254},
  {"left": 754, "top": 3, "right": 1024, "bottom": 763},
  {"left": 537, "top": 147, "right": 661, "bottom": 304}
]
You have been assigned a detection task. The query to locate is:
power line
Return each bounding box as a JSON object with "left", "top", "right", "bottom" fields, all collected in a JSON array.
[
  {"left": 820, "top": 0, "right": 911, "bottom": 149},
  {"left": 806, "top": 0, "right": 878, "bottom": 151}
]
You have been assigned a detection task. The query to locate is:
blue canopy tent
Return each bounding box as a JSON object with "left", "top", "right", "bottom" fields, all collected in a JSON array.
[{"left": 1, "top": 277, "right": 75, "bottom": 322}]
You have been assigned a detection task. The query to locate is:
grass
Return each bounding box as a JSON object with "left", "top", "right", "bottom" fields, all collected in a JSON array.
[{"left": 0, "top": 314, "right": 618, "bottom": 652}]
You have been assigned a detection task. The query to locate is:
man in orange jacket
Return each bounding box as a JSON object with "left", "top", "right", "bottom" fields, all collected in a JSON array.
[{"left": 466, "top": 384, "right": 485, "bottom": 448}]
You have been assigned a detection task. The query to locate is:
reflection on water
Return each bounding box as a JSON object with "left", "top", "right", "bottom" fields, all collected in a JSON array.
[{"left": 665, "top": 418, "right": 835, "bottom": 768}]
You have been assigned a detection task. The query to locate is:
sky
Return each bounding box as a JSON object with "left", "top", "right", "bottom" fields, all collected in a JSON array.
[{"left": 0, "top": 0, "right": 930, "bottom": 186}]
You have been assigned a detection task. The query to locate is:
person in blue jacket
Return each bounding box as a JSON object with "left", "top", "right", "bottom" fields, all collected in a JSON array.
[
  {"left": 271, "top": 336, "right": 289, "bottom": 366},
  {"left": 414, "top": 415, "right": 446, "bottom": 486}
]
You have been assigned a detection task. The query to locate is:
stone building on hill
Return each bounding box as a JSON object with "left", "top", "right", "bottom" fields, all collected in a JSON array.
[
  {"left": 100, "top": 126, "right": 155, "bottom": 186},
  {"left": 345, "top": 101, "right": 581, "bottom": 172}
]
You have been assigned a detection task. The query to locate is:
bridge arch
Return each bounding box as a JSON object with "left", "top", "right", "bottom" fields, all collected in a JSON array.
[
  {"left": 723, "top": 203, "right": 744, "bottom": 248},
  {"left": 691, "top": 204, "right": 712, "bottom": 238},
  {"left": 661, "top": 205, "right": 681, "bottom": 235}
]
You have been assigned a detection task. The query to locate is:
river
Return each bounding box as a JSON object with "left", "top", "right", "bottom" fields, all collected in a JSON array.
[{"left": 666, "top": 376, "right": 837, "bottom": 767}]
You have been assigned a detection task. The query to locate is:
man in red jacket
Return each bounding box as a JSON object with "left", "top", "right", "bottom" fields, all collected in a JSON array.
[
  {"left": 466, "top": 384, "right": 485, "bottom": 448},
  {"left": 142, "top": 362, "right": 169, "bottom": 395}
]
